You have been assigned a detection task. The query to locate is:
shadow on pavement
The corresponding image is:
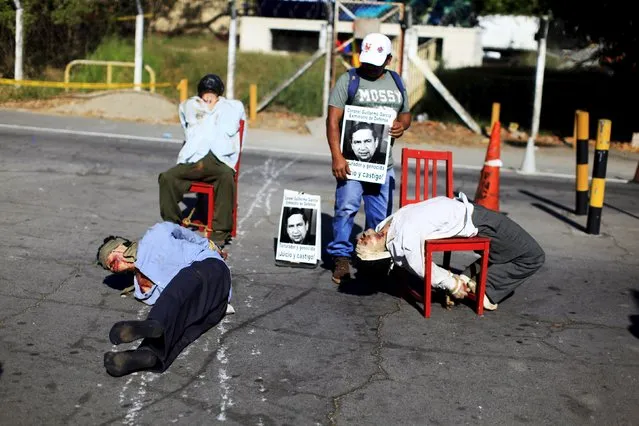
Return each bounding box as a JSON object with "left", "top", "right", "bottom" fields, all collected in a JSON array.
[
  {"left": 338, "top": 259, "right": 396, "bottom": 296},
  {"left": 604, "top": 202, "right": 639, "bottom": 221},
  {"left": 519, "top": 189, "right": 574, "bottom": 213},
  {"left": 531, "top": 203, "right": 587, "bottom": 233},
  {"left": 629, "top": 289, "right": 639, "bottom": 339},
  {"left": 103, "top": 273, "right": 134, "bottom": 291},
  {"left": 339, "top": 259, "right": 455, "bottom": 318}
]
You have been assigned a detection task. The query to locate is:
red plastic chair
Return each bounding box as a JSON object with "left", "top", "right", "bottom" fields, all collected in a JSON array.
[
  {"left": 400, "top": 148, "right": 490, "bottom": 318},
  {"left": 183, "top": 119, "right": 245, "bottom": 239}
]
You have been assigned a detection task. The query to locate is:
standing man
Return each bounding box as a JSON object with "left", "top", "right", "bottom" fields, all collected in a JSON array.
[
  {"left": 96, "top": 222, "right": 233, "bottom": 377},
  {"left": 158, "top": 74, "right": 246, "bottom": 247},
  {"left": 326, "top": 32, "right": 412, "bottom": 284}
]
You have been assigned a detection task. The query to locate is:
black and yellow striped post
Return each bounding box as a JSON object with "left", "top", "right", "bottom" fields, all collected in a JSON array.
[
  {"left": 572, "top": 109, "right": 583, "bottom": 151},
  {"left": 586, "top": 119, "right": 611, "bottom": 234},
  {"left": 575, "top": 111, "right": 589, "bottom": 215}
]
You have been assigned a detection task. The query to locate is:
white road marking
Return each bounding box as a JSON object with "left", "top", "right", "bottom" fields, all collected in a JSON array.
[
  {"left": 116, "top": 305, "right": 155, "bottom": 425},
  {"left": 216, "top": 317, "right": 232, "bottom": 421},
  {"left": 1, "top": 122, "right": 629, "bottom": 182}
]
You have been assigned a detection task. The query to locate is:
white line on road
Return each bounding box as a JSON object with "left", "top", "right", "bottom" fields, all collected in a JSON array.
[
  {"left": 0, "top": 123, "right": 629, "bottom": 183},
  {"left": 0, "top": 122, "right": 183, "bottom": 143}
]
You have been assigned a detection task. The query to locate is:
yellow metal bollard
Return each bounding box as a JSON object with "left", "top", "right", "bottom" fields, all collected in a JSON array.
[
  {"left": 176, "top": 79, "right": 188, "bottom": 103},
  {"left": 249, "top": 83, "right": 257, "bottom": 122},
  {"left": 575, "top": 111, "right": 589, "bottom": 215},
  {"left": 572, "top": 109, "right": 583, "bottom": 151},
  {"left": 490, "top": 102, "right": 500, "bottom": 132},
  {"left": 586, "top": 119, "right": 611, "bottom": 234},
  {"left": 106, "top": 63, "right": 113, "bottom": 86}
]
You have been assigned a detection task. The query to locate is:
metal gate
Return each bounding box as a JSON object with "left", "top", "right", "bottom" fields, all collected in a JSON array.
[{"left": 330, "top": 0, "right": 406, "bottom": 87}]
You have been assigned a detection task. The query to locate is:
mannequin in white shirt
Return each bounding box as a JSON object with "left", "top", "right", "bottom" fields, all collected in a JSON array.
[
  {"left": 356, "top": 193, "right": 545, "bottom": 311},
  {"left": 158, "top": 73, "right": 246, "bottom": 247}
]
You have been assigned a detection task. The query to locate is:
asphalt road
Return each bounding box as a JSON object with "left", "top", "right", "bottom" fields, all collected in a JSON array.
[{"left": 0, "top": 123, "right": 638, "bottom": 425}]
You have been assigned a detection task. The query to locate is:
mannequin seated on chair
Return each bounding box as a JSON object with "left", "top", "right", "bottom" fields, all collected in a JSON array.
[
  {"left": 355, "top": 192, "right": 545, "bottom": 310},
  {"left": 158, "top": 73, "right": 246, "bottom": 247}
]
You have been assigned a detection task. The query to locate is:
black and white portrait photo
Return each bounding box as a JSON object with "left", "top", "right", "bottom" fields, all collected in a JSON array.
[
  {"left": 278, "top": 207, "right": 317, "bottom": 246},
  {"left": 275, "top": 190, "right": 322, "bottom": 266},
  {"left": 341, "top": 121, "right": 389, "bottom": 165}
]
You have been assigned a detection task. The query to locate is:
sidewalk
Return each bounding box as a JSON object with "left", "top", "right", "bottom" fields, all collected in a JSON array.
[{"left": 1, "top": 108, "right": 637, "bottom": 181}]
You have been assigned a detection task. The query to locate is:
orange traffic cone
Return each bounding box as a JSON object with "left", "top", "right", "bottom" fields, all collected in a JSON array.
[{"left": 474, "top": 121, "right": 502, "bottom": 211}]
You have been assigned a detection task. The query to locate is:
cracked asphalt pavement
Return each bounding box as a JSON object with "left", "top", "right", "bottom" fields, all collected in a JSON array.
[{"left": 0, "top": 113, "right": 638, "bottom": 425}]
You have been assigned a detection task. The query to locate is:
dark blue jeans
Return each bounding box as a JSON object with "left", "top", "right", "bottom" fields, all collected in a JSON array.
[{"left": 327, "top": 169, "right": 395, "bottom": 258}]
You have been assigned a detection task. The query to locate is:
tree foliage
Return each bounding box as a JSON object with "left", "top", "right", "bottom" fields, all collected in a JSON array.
[
  {"left": 543, "top": 0, "right": 637, "bottom": 72},
  {"left": 0, "top": 0, "right": 160, "bottom": 77},
  {"left": 0, "top": 0, "right": 634, "bottom": 77}
]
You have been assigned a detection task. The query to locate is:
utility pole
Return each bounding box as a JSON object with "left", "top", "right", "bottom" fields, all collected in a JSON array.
[
  {"left": 520, "top": 15, "right": 549, "bottom": 174},
  {"left": 134, "top": 0, "right": 144, "bottom": 91},
  {"left": 322, "top": 0, "right": 334, "bottom": 119},
  {"left": 13, "top": 0, "right": 23, "bottom": 81},
  {"left": 226, "top": 0, "right": 238, "bottom": 99}
]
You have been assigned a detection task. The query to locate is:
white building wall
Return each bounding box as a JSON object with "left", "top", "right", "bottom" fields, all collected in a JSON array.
[
  {"left": 413, "top": 26, "right": 483, "bottom": 68},
  {"left": 239, "top": 16, "right": 482, "bottom": 69},
  {"left": 477, "top": 15, "right": 539, "bottom": 51}
]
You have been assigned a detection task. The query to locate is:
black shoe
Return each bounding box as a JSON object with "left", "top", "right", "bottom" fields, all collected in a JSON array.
[
  {"left": 109, "top": 320, "right": 164, "bottom": 345},
  {"left": 104, "top": 349, "right": 159, "bottom": 377}
]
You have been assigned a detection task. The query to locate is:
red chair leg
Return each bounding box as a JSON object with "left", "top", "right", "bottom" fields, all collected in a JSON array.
[
  {"left": 476, "top": 243, "right": 490, "bottom": 316},
  {"left": 206, "top": 187, "right": 214, "bottom": 239},
  {"left": 424, "top": 248, "right": 433, "bottom": 318},
  {"left": 231, "top": 179, "right": 238, "bottom": 238}
]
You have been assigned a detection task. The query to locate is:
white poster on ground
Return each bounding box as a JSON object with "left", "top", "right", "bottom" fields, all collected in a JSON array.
[
  {"left": 340, "top": 105, "right": 397, "bottom": 184},
  {"left": 275, "top": 189, "right": 321, "bottom": 265}
]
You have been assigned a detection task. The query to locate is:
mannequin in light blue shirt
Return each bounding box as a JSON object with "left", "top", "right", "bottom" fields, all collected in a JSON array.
[{"left": 97, "top": 222, "right": 233, "bottom": 377}]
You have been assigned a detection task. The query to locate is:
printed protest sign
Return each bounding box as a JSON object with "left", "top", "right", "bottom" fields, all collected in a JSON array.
[
  {"left": 275, "top": 189, "right": 321, "bottom": 266},
  {"left": 340, "top": 105, "right": 397, "bottom": 184}
]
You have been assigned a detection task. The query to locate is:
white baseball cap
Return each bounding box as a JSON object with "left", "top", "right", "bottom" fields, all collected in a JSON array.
[{"left": 359, "top": 33, "right": 392, "bottom": 66}]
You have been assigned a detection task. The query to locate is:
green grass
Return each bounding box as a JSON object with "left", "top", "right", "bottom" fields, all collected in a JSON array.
[
  {"left": 2, "top": 34, "right": 333, "bottom": 117},
  {"left": 6, "top": 33, "right": 633, "bottom": 140}
]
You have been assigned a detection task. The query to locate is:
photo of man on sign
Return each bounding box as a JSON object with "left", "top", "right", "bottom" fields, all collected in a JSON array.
[
  {"left": 279, "top": 207, "right": 316, "bottom": 246},
  {"left": 342, "top": 121, "right": 388, "bottom": 165}
]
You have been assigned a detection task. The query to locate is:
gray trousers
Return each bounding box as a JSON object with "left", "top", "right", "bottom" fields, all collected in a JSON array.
[{"left": 462, "top": 204, "right": 545, "bottom": 303}]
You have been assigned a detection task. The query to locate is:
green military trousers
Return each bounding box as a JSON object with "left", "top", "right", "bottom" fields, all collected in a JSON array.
[{"left": 158, "top": 152, "right": 235, "bottom": 232}]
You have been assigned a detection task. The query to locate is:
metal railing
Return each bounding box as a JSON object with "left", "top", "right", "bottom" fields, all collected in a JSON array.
[
  {"left": 64, "top": 59, "right": 158, "bottom": 93},
  {"left": 406, "top": 38, "right": 439, "bottom": 109}
]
